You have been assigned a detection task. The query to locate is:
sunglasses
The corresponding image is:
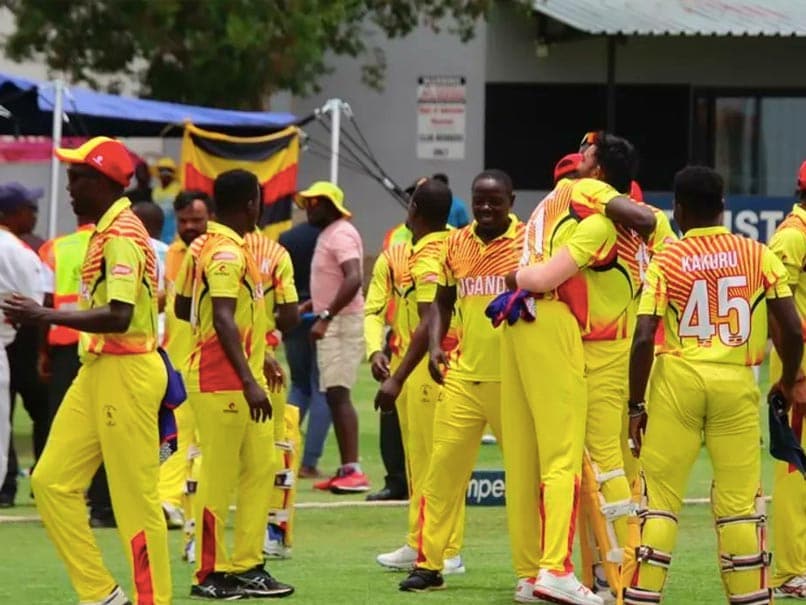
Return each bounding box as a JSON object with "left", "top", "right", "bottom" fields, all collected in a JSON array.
[{"left": 579, "top": 131, "right": 600, "bottom": 149}]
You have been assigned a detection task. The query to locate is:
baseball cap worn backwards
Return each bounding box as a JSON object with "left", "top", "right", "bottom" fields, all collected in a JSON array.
[
  {"left": 0, "top": 182, "right": 44, "bottom": 212},
  {"left": 554, "top": 153, "right": 583, "bottom": 182},
  {"left": 798, "top": 160, "right": 806, "bottom": 190},
  {"left": 55, "top": 136, "right": 134, "bottom": 187},
  {"left": 295, "top": 181, "right": 351, "bottom": 218}
]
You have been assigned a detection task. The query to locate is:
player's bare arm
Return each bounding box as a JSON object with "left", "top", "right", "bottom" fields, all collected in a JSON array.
[
  {"left": 767, "top": 296, "right": 804, "bottom": 409},
  {"left": 1, "top": 294, "right": 134, "bottom": 334},
  {"left": 511, "top": 249, "right": 579, "bottom": 293},
  {"left": 428, "top": 284, "right": 456, "bottom": 384},
  {"left": 311, "top": 257, "right": 361, "bottom": 341},
  {"left": 627, "top": 314, "right": 660, "bottom": 457},
  {"left": 211, "top": 296, "right": 272, "bottom": 423},
  {"left": 175, "top": 293, "right": 191, "bottom": 321},
  {"left": 275, "top": 301, "right": 300, "bottom": 334},
  {"left": 606, "top": 196, "right": 657, "bottom": 238}
]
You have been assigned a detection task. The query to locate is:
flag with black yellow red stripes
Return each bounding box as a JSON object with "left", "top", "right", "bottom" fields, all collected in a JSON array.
[{"left": 180, "top": 123, "right": 300, "bottom": 239}]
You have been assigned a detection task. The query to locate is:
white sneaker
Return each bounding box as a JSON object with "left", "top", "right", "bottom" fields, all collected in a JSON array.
[
  {"left": 81, "top": 585, "right": 131, "bottom": 605},
  {"left": 533, "top": 569, "right": 604, "bottom": 605},
  {"left": 592, "top": 569, "right": 616, "bottom": 604},
  {"left": 514, "top": 577, "right": 541, "bottom": 603},
  {"left": 183, "top": 536, "right": 196, "bottom": 565},
  {"left": 376, "top": 544, "right": 418, "bottom": 570},
  {"left": 443, "top": 554, "right": 466, "bottom": 575},
  {"left": 161, "top": 502, "right": 184, "bottom": 530},
  {"left": 263, "top": 525, "right": 292, "bottom": 559},
  {"left": 774, "top": 575, "right": 806, "bottom": 599},
  {"left": 481, "top": 433, "right": 498, "bottom": 445}
]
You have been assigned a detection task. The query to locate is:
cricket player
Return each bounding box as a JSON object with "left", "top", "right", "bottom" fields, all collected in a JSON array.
[
  {"left": 766, "top": 161, "right": 806, "bottom": 600},
  {"left": 398, "top": 170, "right": 523, "bottom": 592},
  {"left": 374, "top": 178, "right": 465, "bottom": 574},
  {"left": 1, "top": 137, "right": 171, "bottom": 605},
  {"left": 174, "top": 169, "right": 293, "bottom": 599},
  {"left": 242, "top": 228, "right": 301, "bottom": 559},
  {"left": 621, "top": 166, "right": 803, "bottom": 605}
]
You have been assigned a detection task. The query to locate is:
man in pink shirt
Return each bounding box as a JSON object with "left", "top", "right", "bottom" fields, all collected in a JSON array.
[{"left": 295, "top": 181, "right": 369, "bottom": 494}]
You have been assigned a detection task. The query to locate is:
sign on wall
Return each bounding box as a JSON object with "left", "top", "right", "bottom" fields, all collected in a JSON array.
[
  {"left": 466, "top": 469, "right": 505, "bottom": 506},
  {"left": 417, "top": 75, "right": 466, "bottom": 160}
]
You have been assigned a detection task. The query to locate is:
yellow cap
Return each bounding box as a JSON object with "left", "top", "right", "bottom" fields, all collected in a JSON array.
[
  {"left": 156, "top": 157, "right": 176, "bottom": 171},
  {"left": 295, "top": 181, "right": 351, "bottom": 218}
]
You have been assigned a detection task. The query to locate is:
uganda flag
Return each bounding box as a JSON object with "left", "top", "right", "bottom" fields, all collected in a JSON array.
[{"left": 180, "top": 123, "right": 300, "bottom": 239}]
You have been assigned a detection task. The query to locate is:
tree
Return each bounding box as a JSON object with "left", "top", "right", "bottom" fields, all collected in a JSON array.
[{"left": 1, "top": 0, "right": 491, "bottom": 109}]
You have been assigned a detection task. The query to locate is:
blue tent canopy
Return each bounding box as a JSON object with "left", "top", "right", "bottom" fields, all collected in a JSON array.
[{"left": 0, "top": 72, "right": 298, "bottom": 136}]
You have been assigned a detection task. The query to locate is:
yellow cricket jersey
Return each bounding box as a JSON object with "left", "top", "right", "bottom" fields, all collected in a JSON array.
[
  {"left": 365, "top": 251, "right": 395, "bottom": 360},
  {"left": 78, "top": 198, "right": 159, "bottom": 357},
  {"left": 163, "top": 239, "right": 193, "bottom": 368},
  {"left": 440, "top": 216, "right": 524, "bottom": 381},
  {"left": 768, "top": 204, "right": 806, "bottom": 340},
  {"left": 176, "top": 221, "right": 268, "bottom": 392},
  {"left": 244, "top": 230, "right": 298, "bottom": 348},
  {"left": 639, "top": 226, "right": 791, "bottom": 366},
  {"left": 376, "top": 241, "right": 414, "bottom": 358}
]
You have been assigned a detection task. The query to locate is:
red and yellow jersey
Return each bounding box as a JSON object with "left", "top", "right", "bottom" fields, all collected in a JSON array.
[
  {"left": 768, "top": 204, "right": 806, "bottom": 339},
  {"left": 441, "top": 217, "right": 524, "bottom": 381},
  {"left": 78, "top": 198, "right": 159, "bottom": 357},
  {"left": 639, "top": 226, "right": 791, "bottom": 366},
  {"left": 176, "top": 221, "right": 267, "bottom": 393},
  {"left": 244, "top": 230, "right": 298, "bottom": 348},
  {"left": 162, "top": 239, "right": 192, "bottom": 367},
  {"left": 364, "top": 243, "right": 410, "bottom": 360}
]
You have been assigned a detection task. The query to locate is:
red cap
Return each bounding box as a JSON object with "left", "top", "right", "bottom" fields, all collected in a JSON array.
[
  {"left": 55, "top": 136, "right": 134, "bottom": 187},
  {"left": 554, "top": 153, "right": 583, "bottom": 183},
  {"left": 629, "top": 180, "right": 644, "bottom": 202},
  {"left": 798, "top": 161, "right": 806, "bottom": 190}
]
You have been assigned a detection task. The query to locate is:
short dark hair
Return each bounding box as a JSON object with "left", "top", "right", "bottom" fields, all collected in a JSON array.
[
  {"left": 131, "top": 201, "right": 164, "bottom": 239},
  {"left": 432, "top": 173, "right": 449, "bottom": 185},
  {"left": 174, "top": 189, "right": 214, "bottom": 213},
  {"left": 594, "top": 132, "right": 638, "bottom": 194},
  {"left": 213, "top": 170, "right": 259, "bottom": 215},
  {"left": 412, "top": 178, "right": 452, "bottom": 228},
  {"left": 673, "top": 166, "right": 724, "bottom": 219},
  {"left": 472, "top": 169, "right": 513, "bottom": 193}
]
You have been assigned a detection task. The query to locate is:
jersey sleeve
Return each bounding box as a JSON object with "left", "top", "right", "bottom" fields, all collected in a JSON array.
[
  {"left": 761, "top": 245, "right": 794, "bottom": 300},
  {"left": 204, "top": 244, "right": 245, "bottom": 299},
  {"left": 364, "top": 253, "right": 391, "bottom": 359},
  {"left": 175, "top": 251, "right": 194, "bottom": 299},
  {"left": 637, "top": 257, "right": 668, "bottom": 317},
  {"left": 103, "top": 235, "right": 144, "bottom": 305},
  {"left": 570, "top": 178, "right": 621, "bottom": 216},
  {"left": 412, "top": 249, "right": 441, "bottom": 304},
  {"left": 649, "top": 210, "right": 678, "bottom": 256},
  {"left": 273, "top": 248, "right": 299, "bottom": 305},
  {"left": 438, "top": 243, "right": 456, "bottom": 288},
  {"left": 768, "top": 226, "right": 806, "bottom": 287},
  {"left": 565, "top": 214, "right": 618, "bottom": 269}
]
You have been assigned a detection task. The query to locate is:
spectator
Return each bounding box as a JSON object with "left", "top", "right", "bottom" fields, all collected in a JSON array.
[
  {"left": 432, "top": 173, "right": 470, "bottom": 228},
  {"left": 125, "top": 161, "right": 153, "bottom": 203},
  {"left": 132, "top": 201, "right": 169, "bottom": 342},
  {"left": 296, "top": 181, "right": 369, "bottom": 494},
  {"left": 279, "top": 221, "right": 332, "bottom": 478},
  {"left": 0, "top": 183, "right": 44, "bottom": 508},
  {"left": 0, "top": 183, "right": 49, "bottom": 508},
  {"left": 153, "top": 157, "right": 182, "bottom": 243}
]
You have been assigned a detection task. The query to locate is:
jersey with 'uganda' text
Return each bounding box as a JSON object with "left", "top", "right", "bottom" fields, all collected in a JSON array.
[{"left": 768, "top": 204, "right": 806, "bottom": 339}]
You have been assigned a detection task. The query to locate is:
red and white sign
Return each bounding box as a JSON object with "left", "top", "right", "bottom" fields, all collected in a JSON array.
[{"left": 417, "top": 75, "right": 466, "bottom": 161}]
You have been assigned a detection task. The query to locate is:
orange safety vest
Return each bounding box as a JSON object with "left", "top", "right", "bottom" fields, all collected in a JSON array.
[{"left": 42, "top": 226, "right": 93, "bottom": 346}]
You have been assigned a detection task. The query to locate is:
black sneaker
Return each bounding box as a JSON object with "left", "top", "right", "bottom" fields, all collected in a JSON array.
[
  {"left": 190, "top": 572, "right": 247, "bottom": 600},
  {"left": 399, "top": 568, "right": 446, "bottom": 592},
  {"left": 0, "top": 492, "right": 14, "bottom": 508},
  {"left": 232, "top": 565, "right": 295, "bottom": 598}
]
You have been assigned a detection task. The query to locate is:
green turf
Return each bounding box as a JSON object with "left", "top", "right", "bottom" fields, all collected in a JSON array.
[{"left": 0, "top": 360, "right": 780, "bottom": 603}]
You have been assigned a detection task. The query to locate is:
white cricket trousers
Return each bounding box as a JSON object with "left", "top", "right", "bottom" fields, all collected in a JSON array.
[{"left": 0, "top": 347, "right": 9, "bottom": 478}]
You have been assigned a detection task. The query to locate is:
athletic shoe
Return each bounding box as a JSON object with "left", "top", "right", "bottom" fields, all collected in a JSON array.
[
  {"left": 366, "top": 486, "right": 407, "bottom": 501},
  {"left": 514, "top": 577, "right": 541, "bottom": 603},
  {"left": 533, "top": 569, "right": 604, "bottom": 605},
  {"left": 313, "top": 475, "right": 335, "bottom": 491},
  {"left": 330, "top": 468, "right": 370, "bottom": 494},
  {"left": 775, "top": 575, "right": 806, "bottom": 599},
  {"left": 443, "top": 554, "right": 466, "bottom": 575},
  {"left": 0, "top": 491, "right": 14, "bottom": 508},
  {"left": 399, "top": 568, "right": 445, "bottom": 592},
  {"left": 232, "top": 565, "right": 294, "bottom": 598},
  {"left": 183, "top": 536, "right": 196, "bottom": 565},
  {"left": 263, "top": 524, "right": 292, "bottom": 559},
  {"left": 162, "top": 502, "right": 185, "bottom": 530},
  {"left": 190, "top": 573, "right": 246, "bottom": 600},
  {"left": 377, "top": 544, "right": 418, "bottom": 570},
  {"left": 592, "top": 572, "right": 615, "bottom": 604},
  {"left": 83, "top": 585, "right": 131, "bottom": 605},
  {"left": 298, "top": 465, "right": 324, "bottom": 479},
  {"left": 481, "top": 433, "right": 498, "bottom": 445}
]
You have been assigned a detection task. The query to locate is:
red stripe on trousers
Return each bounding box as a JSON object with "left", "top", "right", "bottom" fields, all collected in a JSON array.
[
  {"left": 539, "top": 483, "right": 547, "bottom": 559},
  {"left": 416, "top": 496, "right": 427, "bottom": 565},
  {"left": 130, "top": 530, "right": 155, "bottom": 605},
  {"left": 564, "top": 477, "right": 581, "bottom": 574},
  {"left": 197, "top": 508, "right": 217, "bottom": 584}
]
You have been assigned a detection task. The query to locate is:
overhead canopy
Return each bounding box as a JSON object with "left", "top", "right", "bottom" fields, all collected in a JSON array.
[
  {"left": 0, "top": 72, "right": 298, "bottom": 137},
  {"left": 531, "top": 0, "right": 806, "bottom": 36}
]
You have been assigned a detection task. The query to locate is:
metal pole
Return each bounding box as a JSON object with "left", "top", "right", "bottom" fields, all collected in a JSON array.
[
  {"left": 329, "top": 99, "right": 341, "bottom": 185},
  {"left": 47, "top": 79, "right": 64, "bottom": 238},
  {"left": 606, "top": 37, "right": 616, "bottom": 132}
]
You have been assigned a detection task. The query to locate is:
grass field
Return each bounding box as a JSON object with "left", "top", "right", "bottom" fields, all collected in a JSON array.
[{"left": 0, "top": 360, "right": 780, "bottom": 604}]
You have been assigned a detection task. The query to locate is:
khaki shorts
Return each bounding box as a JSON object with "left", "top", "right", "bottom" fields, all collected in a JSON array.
[{"left": 316, "top": 313, "right": 364, "bottom": 390}]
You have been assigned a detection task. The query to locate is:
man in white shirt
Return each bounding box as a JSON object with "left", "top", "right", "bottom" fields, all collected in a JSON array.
[
  {"left": 132, "top": 201, "right": 169, "bottom": 340},
  {"left": 0, "top": 183, "right": 45, "bottom": 480}
]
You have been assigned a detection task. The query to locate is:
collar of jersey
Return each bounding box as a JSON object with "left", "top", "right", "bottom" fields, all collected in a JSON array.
[
  {"left": 206, "top": 220, "right": 245, "bottom": 245},
  {"left": 95, "top": 197, "right": 131, "bottom": 233},
  {"left": 791, "top": 203, "right": 806, "bottom": 222},
  {"left": 470, "top": 213, "right": 519, "bottom": 244},
  {"left": 412, "top": 229, "right": 448, "bottom": 253},
  {"left": 683, "top": 225, "right": 729, "bottom": 239}
]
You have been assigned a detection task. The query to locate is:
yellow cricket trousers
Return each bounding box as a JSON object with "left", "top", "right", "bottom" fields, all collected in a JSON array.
[
  {"left": 31, "top": 352, "right": 171, "bottom": 605},
  {"left": 192, "top": 390, "right": 275, "bottom": 583},
  {"left": 501, "top": 300, "right": 587, "bottom": 578},
  {"left": 769, "top": 351, "right": 806, "bottom": 586},
  {"left": 632, "top": 356, "right": 763, "bottom": 601},
  {"left": 416, "top": 378, "right": 502, "bottom": 571}
]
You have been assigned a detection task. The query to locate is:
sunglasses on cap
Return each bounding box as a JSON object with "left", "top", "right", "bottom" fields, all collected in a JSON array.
[{"left": 579, "top": 131, "right": 600, "bottom": 149}]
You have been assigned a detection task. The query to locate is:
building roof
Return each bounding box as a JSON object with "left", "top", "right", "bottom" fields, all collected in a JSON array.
[{"left": 531, "top": 0, "right": 806, "bottom": 37}]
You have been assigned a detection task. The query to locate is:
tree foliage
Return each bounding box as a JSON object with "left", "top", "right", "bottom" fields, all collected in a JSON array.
[{"left": 1, "top": 0, "right": 491, "bottom": 109}]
